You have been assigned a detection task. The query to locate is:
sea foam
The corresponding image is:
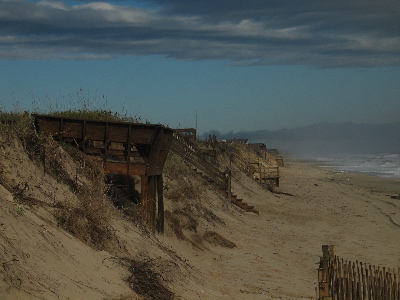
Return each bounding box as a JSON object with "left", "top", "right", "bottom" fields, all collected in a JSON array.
[{"left": 317, "top": 153, "right": 400, "bottom": 179}]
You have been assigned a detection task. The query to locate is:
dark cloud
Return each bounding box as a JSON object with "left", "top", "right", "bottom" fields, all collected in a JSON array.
[{"left": 0, "top": 0, "right": 399, "bottom": 67}]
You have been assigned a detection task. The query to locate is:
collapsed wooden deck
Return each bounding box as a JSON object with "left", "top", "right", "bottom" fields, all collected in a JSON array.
[{"left": 34, "top": 114, "right": 173, "bottom": 233}]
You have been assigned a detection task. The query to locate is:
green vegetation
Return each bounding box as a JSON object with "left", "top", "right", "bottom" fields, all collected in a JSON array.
[
  {"left": 16, "top": 207, "right": 25, "bottom": 215},
  {"left": 0, "top": 109, "right": 138, "bottom": 124},
  {"left": 48, "top": 109, "right": 140, "bottom": 123},
  {"left": 0, "top": 111, "right": 32, "bottom": 133},
  {"left": 1, "top": 90, "right": 142, "bottom": 128}
]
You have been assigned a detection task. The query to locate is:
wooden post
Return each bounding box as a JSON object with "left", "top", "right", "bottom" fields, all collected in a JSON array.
[
  {"left": 141, "top": 175, "right": 148, "bottom": 224},
  {"left": 319, "top": 245, "right": 334, "bottom": 300},
  {"left": 141, "top": 175, "right": 156, "bottom": 233},
  {"left": 59, "top": 118, "right": 64, "bottom": 142},
  {"left": 82, "top": 120, "right": 87, "bottom": 152},
  {"left": 104, "top": 122, "right": 109, "bottom": 170},
  {"left": 227, "top": 170, "right": 232, "bottom": 199},
  {"left": 127, "top": 124, "right": 131, "bottom": 174},
  {"left": 42, "top": 146, "right": 46, "bottom": 176},
  {"left": 156, "top": 175, "right": 164, "bottom": 234},
  {"left": 151, "top": 175, "right": 157, "bottom": 233}
]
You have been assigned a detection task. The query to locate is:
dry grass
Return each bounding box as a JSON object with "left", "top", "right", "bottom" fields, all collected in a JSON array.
[
  {"left": 54, "top": 191, "right": 116, "bottom": 250},
  {"left": 0, "top": 114, "right": 118, "bottom": 251},
  {"left": 121, "top": 258, "right": 175, "bottom": 300},
  {"left": 163, "top": 153, "right": 206, "bottom": 202}
]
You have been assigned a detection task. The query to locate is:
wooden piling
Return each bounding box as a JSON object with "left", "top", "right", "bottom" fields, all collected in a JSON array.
[
  {"left": 319, "top": 245, "right": 334, "bottom": 300},
  {"left": 156, "top": 175, "right": 164, "bottom": 234}
]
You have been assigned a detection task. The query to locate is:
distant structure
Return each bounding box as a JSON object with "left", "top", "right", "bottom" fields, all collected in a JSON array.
[
  {"left": 246, "top": 143, "right": 284, "bottom": 167},
  {"left": 224, "top": 139, "right": 248, "bottom": 144},
  {"left": 174, "top": 128, "right": 196, "bottom": 140}
]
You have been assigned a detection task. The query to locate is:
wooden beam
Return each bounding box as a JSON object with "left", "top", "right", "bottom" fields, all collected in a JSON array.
[
  {"left": 127, "top": 124, "right": 132, "bottom": 174},
  {"left": 82, "top": 120, "right": 87, "bottom": 151},
  {"left": 104, "top": 161, "right": 146, "bottom": 176},
  {"left": 157, "top": 175, "right": 164, "bottom": 234},
  {"left": 141, "top": 175, "right": 157, "bottom": 232}
]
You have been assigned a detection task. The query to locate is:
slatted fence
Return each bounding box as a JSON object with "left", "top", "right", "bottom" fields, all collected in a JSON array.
[{"left": 318, "top": 245, "right": 400, "bottom": 300}]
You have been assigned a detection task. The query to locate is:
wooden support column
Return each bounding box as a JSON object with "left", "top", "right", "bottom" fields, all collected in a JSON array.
[
  {"left": 141, "top": 175, "right": 148, "bottom": 224},
  {"left": 104, "top": 122, "right": 109, "bottom": 170},
  {"left": 127, "top": 124, "right": 132, "bottom": 174},
  {"left": 59, "top": 118, "right": 64, "bottom": 142},
  {"left": 42, "top": 146, "right": 46, "bottom": 176},
  {"left": 319, "top": 245, "right": 334, "bottom": 300},
  {"left": 226, "top": 170, "right": 232, "bottom": 199},
  {"left": 82, "top": 120, "right": 87, "bottom": 151},
  {"left": 151, "top": 175, "right": 157, "bottom": 232},
  {"left": 156, "top": 175, "right": 164, "bottom": 234},
  {"left": 141, "top": 175, "right": 157, "bottom": 233}
]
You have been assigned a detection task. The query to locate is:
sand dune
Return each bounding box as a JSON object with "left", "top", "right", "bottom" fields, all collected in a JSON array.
[{"left": 1, "top": 133, "right": 400, "bottom": 299}]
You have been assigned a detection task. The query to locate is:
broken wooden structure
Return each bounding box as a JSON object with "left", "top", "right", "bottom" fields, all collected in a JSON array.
[
  {"left": 34, "top": 114, "right": 173, "bottom": 233},
  {"left": 232, "top": 151, "right": 280, "bottom": 187}
]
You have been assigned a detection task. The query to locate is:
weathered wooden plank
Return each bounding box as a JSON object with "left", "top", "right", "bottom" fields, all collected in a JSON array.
[
  {"left": 140, "top": 175, "right": 157, "bottom": 232},
  {"left": 157, "top": 175, "right": 164, "bottom": 234},
  {"left": 35, "top": 115, "right": 170, "bottom": 146},
  {"left": 108, "top": 123, "right": 156, "bottom": 144},
  {"left": 104, "top": 161, "right": 147, "bottom": 176},
  {"left": 83, "top": 147, "right": 142, "bottom": 158},
  {"left": 35, "top": 118, "right": 60, "bottom": 135},
  {"left": 147, "top": 128, "right": 174, "bottom": 176},
  {"left": 62, "top": 119, "right": 86, "bottom": 138},
  {"left": 84, "top": 122, "right": 106, "bottom": 140}
]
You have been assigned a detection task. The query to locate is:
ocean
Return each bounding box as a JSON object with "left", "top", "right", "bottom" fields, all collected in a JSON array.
[
  {"left": 315, "top": 153, "right": 400, "bottom": 179},
  {"left": 256, "top": 139, "right": 400, "bottom": 179}
]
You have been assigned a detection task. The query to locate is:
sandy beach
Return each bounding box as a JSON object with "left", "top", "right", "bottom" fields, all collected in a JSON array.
[
  {"left": 1, "top": 137, "right": 400, "bottom": 299},
  {"left": 162, "top": 158, "right": 400, "bottom": 299},
  {"left": 157, "top": 157, "right": 400, "bottom": 299}
]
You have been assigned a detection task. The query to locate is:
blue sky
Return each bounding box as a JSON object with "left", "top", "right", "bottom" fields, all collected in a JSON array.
[{"left": 0, "top": 0, "right": 399, "bottom": 134}]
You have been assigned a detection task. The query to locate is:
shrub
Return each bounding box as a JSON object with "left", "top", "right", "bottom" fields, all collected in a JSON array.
[{"left": 121, "top": 258, "right": 175, "bottom": 300}]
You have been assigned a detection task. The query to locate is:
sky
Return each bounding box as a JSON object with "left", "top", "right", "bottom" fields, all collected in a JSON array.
[{"left": 0, "top": 0, "right": 399, "bottom": 134}]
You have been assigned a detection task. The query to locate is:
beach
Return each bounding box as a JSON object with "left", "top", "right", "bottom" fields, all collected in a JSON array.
[
  {"left": 164, "top": 158, "right": 400, "bottom": 299},
  {"left": 2, "top": 147, "right": 400, "bottom": 299}
]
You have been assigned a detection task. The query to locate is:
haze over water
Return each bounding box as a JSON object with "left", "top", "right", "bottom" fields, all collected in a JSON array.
[{"left": 261, "top": 140, "right": 400, "bottom": 179}]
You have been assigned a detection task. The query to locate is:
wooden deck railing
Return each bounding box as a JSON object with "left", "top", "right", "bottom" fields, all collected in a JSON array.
[{"left": 231, "top": 152, "right": 280, "bottom": 186}]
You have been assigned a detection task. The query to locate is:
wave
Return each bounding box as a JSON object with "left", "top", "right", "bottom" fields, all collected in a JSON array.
[{"left": 316, "top": 153, "right": 400, "bottom": 179}]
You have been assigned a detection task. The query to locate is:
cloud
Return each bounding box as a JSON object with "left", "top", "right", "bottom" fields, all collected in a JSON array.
[{"left": 0, "top": 0, "right": 399, "bottom": 67}]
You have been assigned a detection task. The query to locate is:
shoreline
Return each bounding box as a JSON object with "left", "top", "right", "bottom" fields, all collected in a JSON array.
[{"left": 286, "top": 158, "right": 400, "bottom": 195}]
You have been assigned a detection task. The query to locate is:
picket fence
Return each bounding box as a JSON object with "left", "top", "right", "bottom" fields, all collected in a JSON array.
[{"left": 318, "top": 245, "right": 400, "bottom": 300}]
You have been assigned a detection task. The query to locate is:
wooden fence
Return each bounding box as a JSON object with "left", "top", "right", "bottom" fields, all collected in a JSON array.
[{"left": 318, "top": 245, "right": 400, "bottom": 300}]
